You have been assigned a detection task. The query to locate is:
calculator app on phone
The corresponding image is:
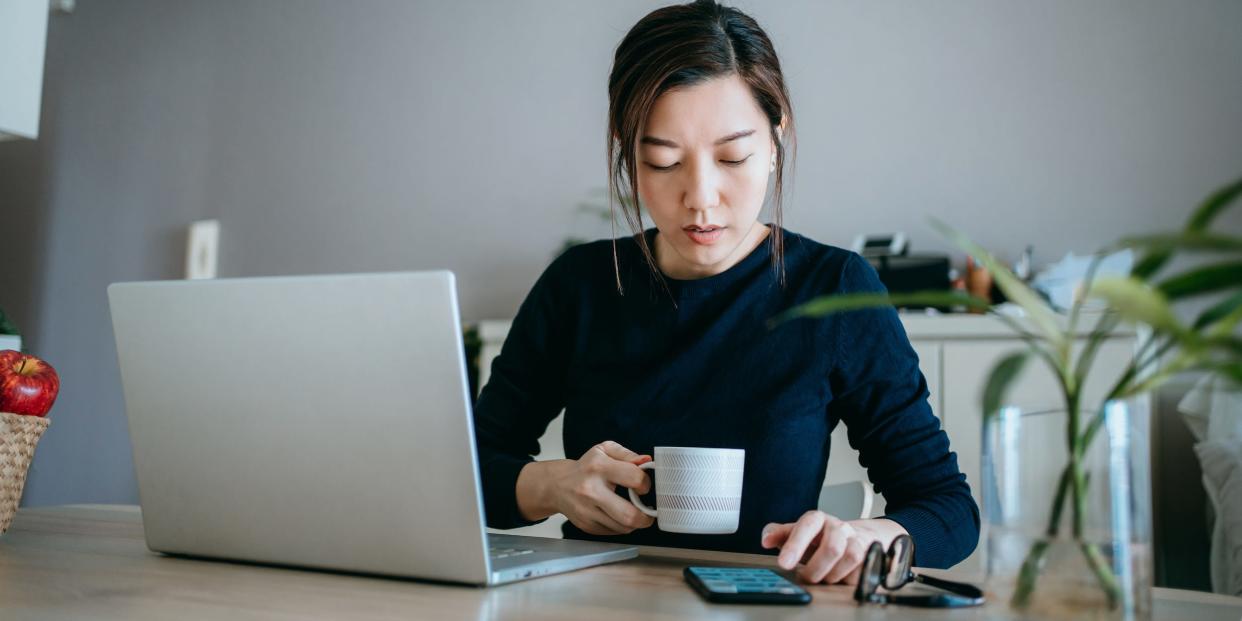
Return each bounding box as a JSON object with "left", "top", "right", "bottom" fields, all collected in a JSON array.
[{"left": 683, "top": 566, "right": 812, "bottom": 605}]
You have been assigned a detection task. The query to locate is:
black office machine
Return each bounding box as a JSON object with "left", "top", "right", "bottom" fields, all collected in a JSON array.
[{"left": 852, "top": 233, "right": 951, "bottom": 308}]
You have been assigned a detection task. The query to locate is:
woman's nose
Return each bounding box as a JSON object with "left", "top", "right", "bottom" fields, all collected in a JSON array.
[{"left": 683, "top": 159, "right": 721, "bottom": 212}]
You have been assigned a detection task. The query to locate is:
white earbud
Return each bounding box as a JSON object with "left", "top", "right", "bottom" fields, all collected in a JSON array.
[{"left": 770, "top": 152, "right": 777, "bottom": 173}]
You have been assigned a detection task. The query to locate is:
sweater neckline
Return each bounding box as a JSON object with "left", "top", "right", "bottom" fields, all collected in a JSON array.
[{"left": 640, "top": 226, "right": 777, "bottom": 298}]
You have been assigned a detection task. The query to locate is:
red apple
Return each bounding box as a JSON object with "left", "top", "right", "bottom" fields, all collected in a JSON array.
[{"left": 0, "top": 350, "right": 60, "bottom": 417}]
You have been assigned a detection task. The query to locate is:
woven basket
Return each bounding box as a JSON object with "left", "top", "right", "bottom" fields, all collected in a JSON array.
[{"left": 0, "top": 411, "right": 49, "bottom": 534}]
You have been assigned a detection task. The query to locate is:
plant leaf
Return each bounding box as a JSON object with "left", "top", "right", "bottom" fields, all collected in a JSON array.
[
  {"left": 1089, "top": 277, "right": 1184, "bottom": 335},
  {"left": 930, "top": 218, "right": 1065, "bottom": 348},
  {"left": 1131, "top": 252, "right": 1172, "bottom": 281},
  {"left": 1134, "top": 177, "right": 1242, "bottom": 279},
  {"left": 1195, "top": 291, "right": 1242, "bottom": 331},
  {"left": 1156, "top": 261, "right": 1242, "bottom": 301},
  {"left": 0, "top": 308, "right": 18, "bottom": 336},
  {"left": 1224, "top": 364, "right": 1242, "bottom": 385},
  {"left": 1205, "top": 298, "right": 1242, "bottom": 340},
  {"left": 982, "top": 350, "right": 1031, "bottom": 421},
  {"left": 768, "top": 291, "right": 990, "bottom": 328},
  {"left": 1206, "top": 336, "right": 1242, "bottom": 357},
  {"left": 1188, "top": 176, "right": 1242, "bottom": 231},
  {"left": 1074, "top": 313, "right": 1123, "bottom": 395},
  {"left": 1200, "top": 363, "right": 1242, "bottom": 386}
]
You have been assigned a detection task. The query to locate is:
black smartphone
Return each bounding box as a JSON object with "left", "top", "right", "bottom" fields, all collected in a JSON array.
[{"left": 683, "top": 566, "right": 812, "bottom": 605}]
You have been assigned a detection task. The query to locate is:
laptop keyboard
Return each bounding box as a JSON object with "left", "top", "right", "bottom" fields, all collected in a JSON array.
[{"left": 489, "top": 545, "right": 535, "bottom": 560}]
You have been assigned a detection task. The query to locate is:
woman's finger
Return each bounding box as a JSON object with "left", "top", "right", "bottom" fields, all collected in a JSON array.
[
  {"left": 760, "top": 522, "right": 795, "bottom": 549},
  {"left": 578, "top": 506, "right": 632, "bottom": 535},
  {"left": 601, "top": 459, "right": 651, "bottom": 494},
  {"left": 596, "top": 441, "right": 643, "bottom": 463},
  {"left": 777, "top": 512, "right": 826, "bottom": 570},
  {"left": 824, "top": 536, "right": 869, "bottom": 584},
  {"left": 578, "top": 518, "right": 623, "bottom": 536},
  {"left": 595, "top": 485, "right": 655, "bottom": 530},
  {"left": 839, "top": 555, "right": 866, "bottom": 586},
  {"left": 800, "top": 522, "right": 850, "bottom": 583}
]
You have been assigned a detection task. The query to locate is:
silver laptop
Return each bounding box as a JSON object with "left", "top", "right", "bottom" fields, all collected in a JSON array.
[{"left": 107, "top": 271, "right": 636, "bottom": 585}]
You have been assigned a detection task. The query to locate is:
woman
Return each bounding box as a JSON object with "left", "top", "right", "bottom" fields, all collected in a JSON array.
[{"left": 473, "top": 0, "right": 978, "bottom": 584}]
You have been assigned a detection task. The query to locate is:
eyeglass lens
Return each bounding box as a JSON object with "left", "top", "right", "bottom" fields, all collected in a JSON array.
[
  {"left": 884, "top": 535, "right": 913, "bottom": 589},
  {"left": 855, "top": 541, "right": 886, "bottom": 603}
]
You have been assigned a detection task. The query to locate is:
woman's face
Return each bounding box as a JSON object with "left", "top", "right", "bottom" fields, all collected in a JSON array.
[{"left": 636, "top": 74, "right": 777, "bottom": 280}]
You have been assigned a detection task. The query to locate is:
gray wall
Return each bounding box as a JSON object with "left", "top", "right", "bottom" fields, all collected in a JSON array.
[{"left": 1, "top": 0, "right": 1240, "bottom": 507}]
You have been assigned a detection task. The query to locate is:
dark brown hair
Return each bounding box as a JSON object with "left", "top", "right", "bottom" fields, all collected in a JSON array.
[{"left": 607, "top": 0, "right": 796, "bottom": 292}]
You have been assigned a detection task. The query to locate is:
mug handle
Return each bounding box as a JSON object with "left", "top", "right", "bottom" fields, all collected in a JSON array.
[{"left": 627, "top": 461, "right": 658, "bottom": 518}]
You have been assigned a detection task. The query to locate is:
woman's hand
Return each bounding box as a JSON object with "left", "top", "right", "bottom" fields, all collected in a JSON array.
[
  {"left": 760, "top": 511, "right": 908, "bottom": 584},
  {"left": 515, "top": 440, "right": 656, "bottom": 536}
]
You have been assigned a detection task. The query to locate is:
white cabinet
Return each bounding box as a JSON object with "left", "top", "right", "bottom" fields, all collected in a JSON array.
[{"left": 476, "top": 315, "right": 1136, "bottom": 559}]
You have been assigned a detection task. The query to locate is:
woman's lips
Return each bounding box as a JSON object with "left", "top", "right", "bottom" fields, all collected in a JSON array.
[{"left": 684, "top": 226, "right": 725, "bottom": 245}]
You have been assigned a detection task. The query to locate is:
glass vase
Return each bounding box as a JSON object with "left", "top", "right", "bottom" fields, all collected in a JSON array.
[{"left": 982, "top": 400, "right": 1154, "bottom": 620}]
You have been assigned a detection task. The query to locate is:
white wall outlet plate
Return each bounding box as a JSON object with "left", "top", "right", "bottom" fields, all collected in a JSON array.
[{"left": 186, "top": 220, "right": 219, "bottom": 280}]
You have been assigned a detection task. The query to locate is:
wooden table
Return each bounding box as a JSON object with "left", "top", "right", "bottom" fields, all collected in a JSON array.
[{"left": 2, "top": 505, "right": 1240, "bottom": 620}]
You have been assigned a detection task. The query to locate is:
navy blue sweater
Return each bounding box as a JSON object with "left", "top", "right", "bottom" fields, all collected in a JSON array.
[{"left": 473, "top": 228, "right": 979, "bottom": 568}]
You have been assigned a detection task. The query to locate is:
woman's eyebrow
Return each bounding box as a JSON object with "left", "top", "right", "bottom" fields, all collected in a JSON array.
[{"left": 640, "top": 129, "right": 756, "bottom": 148}]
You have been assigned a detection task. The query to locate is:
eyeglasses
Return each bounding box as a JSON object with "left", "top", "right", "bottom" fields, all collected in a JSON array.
[{"left": 853, "top": 534, "right": 985, "bottom": 608}]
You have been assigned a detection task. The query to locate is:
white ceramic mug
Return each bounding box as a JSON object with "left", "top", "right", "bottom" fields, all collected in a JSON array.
[{"left": 627, "top": 446, "right": 745, "bottom": 534}]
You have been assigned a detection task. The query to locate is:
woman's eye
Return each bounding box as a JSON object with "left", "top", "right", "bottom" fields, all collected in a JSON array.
[{"left": 645, "top": 154, "right": 752, "bottom": 172}]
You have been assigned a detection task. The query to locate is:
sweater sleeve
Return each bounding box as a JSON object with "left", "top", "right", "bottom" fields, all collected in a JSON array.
[
  {"left": 472, "top": 250, "right": 574, "bottom": 529},
  {"left": 825, "top": 253, "right": 980, "bottom": 569}
]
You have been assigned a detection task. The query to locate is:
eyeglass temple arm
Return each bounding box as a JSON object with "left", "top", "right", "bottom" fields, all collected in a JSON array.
[
  {"left": 912, "top": 573, "right": 985, "bottom": 600},
  {"left": 886, "top": 593, "right": 982, "bottom": 609}
]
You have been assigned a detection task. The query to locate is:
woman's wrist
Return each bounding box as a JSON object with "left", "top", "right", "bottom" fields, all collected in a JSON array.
[
  {"left": 846, "top": 517, "right": 909, "bottom": 548},
  {"left": 515, "top": 459, "right": 570, "bottom": 522}
]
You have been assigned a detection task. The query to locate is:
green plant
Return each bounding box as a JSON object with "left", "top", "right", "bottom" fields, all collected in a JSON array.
[
  {"left": 0, "top": 307, "right": 19, "bottom": 336},
  {"left": 557, "top": 188, "right": 636, "bottom": 257},
  {"left": 463, "top": 324, "right": 482, "bottom": 400},
  {"left": 772, "top": 176, "right": 1242, "bottom": 609}
]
